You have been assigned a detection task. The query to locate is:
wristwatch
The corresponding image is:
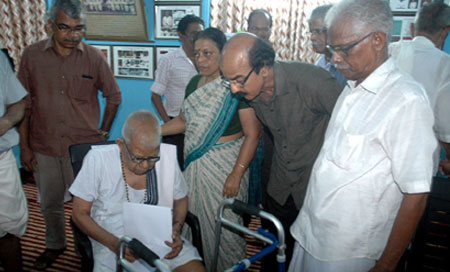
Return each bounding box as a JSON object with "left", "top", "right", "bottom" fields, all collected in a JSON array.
[{"left": 99, "top": 130, "right": 109, "bottom": 139}]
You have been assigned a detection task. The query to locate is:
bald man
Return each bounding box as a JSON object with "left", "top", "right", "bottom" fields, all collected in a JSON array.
[
  {"left": 70, "top": 110, "right": 205, "bottom": 272},
  {"left": 248, "top": 9, "right": 272, "bottom": 42},
  {"left": 220, "top": 33, "right": 343, "bottom": 270}
]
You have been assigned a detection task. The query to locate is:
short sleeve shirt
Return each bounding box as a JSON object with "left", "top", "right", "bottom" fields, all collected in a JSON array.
[
  {"left": 151, "top": 48, "right": 197, "bottom": 117},
  {"left": 0, "top": 51, "right": 27, "bottom": 152},
  {"left": 390, "top": 36, "right": 450, "bottom": 143},
  {"left": 291, "top": 58, "right": 437, "bottom": 261}
]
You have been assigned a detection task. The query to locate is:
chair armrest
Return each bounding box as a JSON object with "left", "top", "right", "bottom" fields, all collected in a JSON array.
[{"left": 184, "top": 211, "right": 204, "bottom": 260}]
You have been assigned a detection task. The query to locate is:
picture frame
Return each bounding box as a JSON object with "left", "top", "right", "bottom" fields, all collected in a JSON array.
[
  {"left": 113, "top": 46, "right": 154, "bottom": 80},
  {"left": 154, "top": 4, "right": 201, "bottom": 39},
  {"left": 155, "top": 46, "right": 178, "bottom": 66},
  {"left": 393, "top": 16, "right": 415, "bottom": 40},
  {"left": 84, "top": 0, "right": 149, "bottom": 41},
  {"left": 91, "top": 45, "right": 112, "bottom": 67},
  {"left": 390, "top": 0, "right": 421, "bottom": 12}
]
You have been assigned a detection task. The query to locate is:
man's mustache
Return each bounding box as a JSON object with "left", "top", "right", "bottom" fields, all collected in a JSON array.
[{"left": 64, "top": 37, "right": 80, "bottom": 43}]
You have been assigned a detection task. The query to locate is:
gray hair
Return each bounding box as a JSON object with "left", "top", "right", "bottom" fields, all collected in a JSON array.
[
  {"left": 48, "top": 0, "right": 85, "bottom": 22},
  {"left": 415, "top": 2, "right": 450, "bottom": 36},
  {"left": 309, "top": 4, "right": 333, "bottom": 21},
  {"left": 325, "top": 0, "right": 393, "bottom": 42},
  {"left": 122, "top": 110, "right": 161, "bottom": 148}
]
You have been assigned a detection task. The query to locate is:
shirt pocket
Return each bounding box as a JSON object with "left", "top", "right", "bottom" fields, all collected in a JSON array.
[
  {"left": 325, "top": 129, "right": 367, "bottom": 170},
  {"left": 68, "top": 74, "right": 95, "bottom": 103}
]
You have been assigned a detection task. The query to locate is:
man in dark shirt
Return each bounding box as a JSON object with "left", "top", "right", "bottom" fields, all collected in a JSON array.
[
  {"left": 220, "top": 33, "right": 342, "bottom": 270},
  {"left": 17, "top": 0, "right": 121, "bottom": 269}
]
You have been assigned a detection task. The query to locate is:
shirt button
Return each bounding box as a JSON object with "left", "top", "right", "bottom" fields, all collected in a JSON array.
[
  {"left": 62, "top": 75, "right": 65, "bottom": 79},
  {"left": 277, "top": 128, "right": 281, "bottom": 132},
  {"left": 283, "top": 145, "right": 287, "bottom": 149},
  {"left": 61, "top": 90, "right": 64, "bottom": 94}
]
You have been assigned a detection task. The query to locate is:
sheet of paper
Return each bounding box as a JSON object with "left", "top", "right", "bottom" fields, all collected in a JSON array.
[{"left": 122, "top": 202, "right": 172, "bottom": 262}]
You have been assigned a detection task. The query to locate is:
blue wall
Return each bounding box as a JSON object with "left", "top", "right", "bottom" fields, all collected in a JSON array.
[{"left": 444, "top": 33, "right": 450, "bottom": 54}]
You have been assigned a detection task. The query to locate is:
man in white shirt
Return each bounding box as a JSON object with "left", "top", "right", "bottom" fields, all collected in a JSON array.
[
  {"left": 151, "top": 15, "right": 204, "bottom": 170},
  {"left": 0, "top": 50, "right": 28, "bottom": 272},
  {"left": 308, "top": 4, "right": 347, "bottom": 87},
  {"left": 390, "top": 2, "right": 450, "bottom": 176},
  {"left": 289, "top": 0, "right": 437, "bottom": 271},
  {"left": 70, "top": 110, "right": 205, "bottom": 272}
]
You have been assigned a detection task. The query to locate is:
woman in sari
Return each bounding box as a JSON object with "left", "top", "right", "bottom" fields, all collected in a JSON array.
[{"left": 161, "top": 28, "right": 261, "bottom": 270}]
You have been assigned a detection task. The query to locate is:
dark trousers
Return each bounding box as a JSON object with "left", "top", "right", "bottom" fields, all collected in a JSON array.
[
  {"left": 162, "top": 133, "right": 185, "bottom": 171},
  {"left": 260, "top": 194, "right": 299, "bottom": 272}
]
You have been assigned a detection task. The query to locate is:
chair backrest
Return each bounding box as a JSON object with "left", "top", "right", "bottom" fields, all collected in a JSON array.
[
  {"left": 69, "top": 141, "right": 114, "bottom": 272},
  {"left": 70, "top": 141, "right": 115, "bottom": 177}
]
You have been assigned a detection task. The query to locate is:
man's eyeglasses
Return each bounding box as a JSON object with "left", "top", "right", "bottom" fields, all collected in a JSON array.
[
  {"left": 326, "top": 32, "right": 375, "bottom": 57},
  {"left": 308, "top": 28, "right": 327, "bottom": 35},
  {"left": 221, "top": 67, "right": 255, "bottom": 89},
  {"left": 123, "top": 141, "right": 160, "bottom": 164},
  {"left": 56, "top": 23, "right": 86, "bottom": 34}
]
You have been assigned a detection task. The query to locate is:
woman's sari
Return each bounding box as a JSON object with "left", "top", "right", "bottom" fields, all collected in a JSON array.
[{"left": 182, "top": 77, "right": 249, "bottom": 271}]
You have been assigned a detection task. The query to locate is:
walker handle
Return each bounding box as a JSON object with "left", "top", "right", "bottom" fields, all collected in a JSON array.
[
  {"left": 128, "top": 238, "right": 159, "bottom": 267},
  {"left": 231, "top": 199, "right": 262, "bottom": 217}
]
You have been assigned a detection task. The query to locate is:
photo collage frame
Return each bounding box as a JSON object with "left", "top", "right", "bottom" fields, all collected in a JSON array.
[{"left": 83, "top": 0, "right": 202, "bottom": 80}]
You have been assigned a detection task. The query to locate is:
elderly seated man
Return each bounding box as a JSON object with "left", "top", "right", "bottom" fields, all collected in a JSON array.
[{"left": 70, "top": 110, "right": 205, "bottom": 272}]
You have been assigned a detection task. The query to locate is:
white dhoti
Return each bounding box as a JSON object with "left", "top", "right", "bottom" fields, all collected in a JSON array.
[{"left": 0, "top": 149, "right": 28, "bottom": 238}]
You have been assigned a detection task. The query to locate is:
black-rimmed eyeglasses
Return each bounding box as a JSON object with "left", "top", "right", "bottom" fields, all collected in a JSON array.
[
  {"left": 56, "top": 23, "right": 86, "bottom": 34},
  {"left": 123, "top": 141, "right": 160, "bottom": 164},
  {"left": 326, "top": 32, "right": 375, "bottom": 57},
  {"left": 221, "top": 67, "right": 255, "bottom": 89}
]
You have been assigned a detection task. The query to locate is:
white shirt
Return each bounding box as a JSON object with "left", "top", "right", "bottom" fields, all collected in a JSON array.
[
  {"left": 0, "top": 51, "right": 27, "bottom": 152},
  {"left": 290, "top": 58, "right": 437, "bottom": 261},
  {"left": 151, "top": 48, "right": 197, "bottom": 117},
  {"left": 69, "top": 143, "right": 187, "bottom": 271},
  {"left": 390, "top": 36, "right": 450, "bottom": 143}
]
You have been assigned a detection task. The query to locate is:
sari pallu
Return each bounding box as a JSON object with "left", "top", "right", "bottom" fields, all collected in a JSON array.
[{"left": 181, "top": 77, "right": 249, "bottom": 270}]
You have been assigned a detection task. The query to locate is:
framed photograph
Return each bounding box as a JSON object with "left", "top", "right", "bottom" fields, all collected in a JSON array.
[
  {"left": 393, "top": 16, "right": 415, "bottom": 40},
  {"left": 390, "top": 0, "right": 421, "bottom": 12},
  {"left": 155, "top": 5, "right": 201, "bottom": 39},
  {"left": 113, "top": 46, "right": 154, "bottom": 80},
  {"left": 155, "top": 46, "right": 178, "bottom": 65},
  {"left": 91, "top": 45, "right": 112, "bottom": 67},
  {"left": 84, "top": 0, "right": 149, "bottom": 41}
]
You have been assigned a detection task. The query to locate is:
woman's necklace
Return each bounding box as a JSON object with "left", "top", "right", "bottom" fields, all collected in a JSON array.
[{"left": 120, "top": 153, "right": 148, "bottom": 203}]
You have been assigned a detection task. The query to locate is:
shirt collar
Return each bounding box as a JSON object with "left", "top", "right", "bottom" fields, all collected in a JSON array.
[
  {"left": 412, "top": 36, "right": 435, "bottom": 48},
  {"left": 355, "top": 57, "right": 396, "bottom": 94},
  {"left": 42, "top": 36, "right": 84, "bottom": 53}
]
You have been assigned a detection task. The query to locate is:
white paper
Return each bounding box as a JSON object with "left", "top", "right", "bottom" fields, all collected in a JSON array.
[{"left": 122, "top": 202, "right": 172, "bottom": 264}]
